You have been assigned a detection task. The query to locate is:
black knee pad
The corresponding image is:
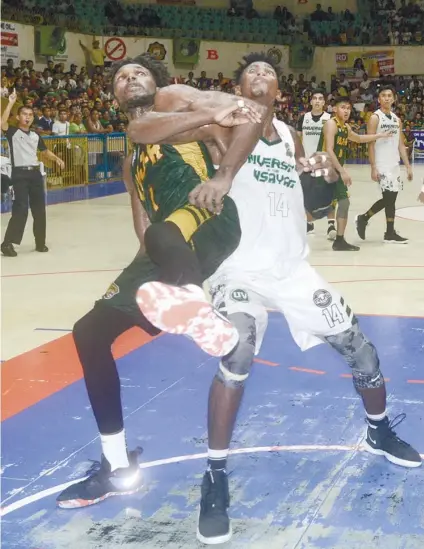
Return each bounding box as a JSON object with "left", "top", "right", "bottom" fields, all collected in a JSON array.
[
  {"left": 216, "top": 312, "right": 256, "bottom": 388},
  {"left": 325, "top": 319, "right": 383, "bottom": 389}
]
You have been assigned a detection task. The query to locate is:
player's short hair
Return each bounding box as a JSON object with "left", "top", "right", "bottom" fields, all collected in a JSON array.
[
  {"left": 311, "top": 88, "right": 327, "bottom": 101},
  {"left": 333, "top": 96, "right": 351, "bottom": 106},
  {"left": 17, "top": 105, "right": 34, "bottom": 115},
  {"left": 378, "top": 84, "right": 397, "bottom": 97},
  {"left": 234, "top": 52, "right": 282, "bottom": 84},
  {"left": 111, "top": 53, "right": 170, "bottom": 88}
]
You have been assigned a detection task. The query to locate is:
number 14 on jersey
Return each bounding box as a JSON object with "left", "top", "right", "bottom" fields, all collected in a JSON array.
[{"left": 268, "top": 192, "right": 289, "bottom": 217}]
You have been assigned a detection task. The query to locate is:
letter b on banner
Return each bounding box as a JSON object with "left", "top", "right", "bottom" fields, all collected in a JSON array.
[{"left": 207, "top": 49, "right": 219, "bottom": 60}]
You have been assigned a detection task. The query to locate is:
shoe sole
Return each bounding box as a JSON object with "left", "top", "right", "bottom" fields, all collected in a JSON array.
[
  {"left": 363, "top": 440, "right": 422, "bottom": 468},
  {"left": 354, "top": 215, "right": 366, "bottom": 241},
  {"left": 383, "top": 240, "right": 409, "bottom": 244},
  {"left": 57, "top": 485, "right": 143, "bottom": 509},
  {"left": 136, "top": 282, "right": 239, "bottom": 357},
  {"left": 196, "top": 525, "right": 233, "bottom": 545}
]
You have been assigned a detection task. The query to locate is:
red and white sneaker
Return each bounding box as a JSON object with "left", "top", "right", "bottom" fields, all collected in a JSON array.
[{"left": 136, "top": 282, "right": 239, "bottom": 357}]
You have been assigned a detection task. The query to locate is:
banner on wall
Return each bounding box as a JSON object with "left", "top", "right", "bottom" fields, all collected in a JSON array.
[
  {"left": 173, "top": 38, "right": 200, "bottom": 65},
  {"left": 1, "top": 22, "right": 19, "bottom": 64},
  {"left": 413, "top": 130, "right": 424, "bottom": 158},
  {"left": 335, "top": 50, "right": 395, "bottom": 78},
  {"left": 34, "top": 26, "right": 66, "bottom": 57},
  {"left": 289, "top": 43, "right": 315, "bottom": 69}
]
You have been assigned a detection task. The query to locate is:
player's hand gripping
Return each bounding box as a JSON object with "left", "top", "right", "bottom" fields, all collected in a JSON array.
[
  {"left": 299, "top": 153, "right": 339, "bottom": 184},
  {"left": 212, "top": 99, "right": 263, "bottom": 127},
  {"left": 188, "top": 175, "right": 230, "bottom": 214}
]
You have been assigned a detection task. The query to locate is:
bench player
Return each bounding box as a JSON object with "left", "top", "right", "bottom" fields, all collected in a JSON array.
[{"left": 355, "top": 85, "right": 413, "bottom": 243}]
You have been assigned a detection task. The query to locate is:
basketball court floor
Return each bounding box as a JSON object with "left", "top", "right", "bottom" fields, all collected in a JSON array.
[{"left": 1, "top": 165, "right": 424, "bottom": 549}]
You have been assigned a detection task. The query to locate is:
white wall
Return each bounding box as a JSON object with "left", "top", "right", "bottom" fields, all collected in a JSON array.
[{"left": 3, "top": 22, "right": 423, "bottom": 83}]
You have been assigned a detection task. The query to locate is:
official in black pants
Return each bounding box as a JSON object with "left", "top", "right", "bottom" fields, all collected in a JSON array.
[{"left": 1, "top": 89, "right": 64, "bottom": 257}]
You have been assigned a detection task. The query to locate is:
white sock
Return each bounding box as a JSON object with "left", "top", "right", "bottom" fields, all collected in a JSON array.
[
  {"left": 100, "top": 430, "right": 130, "bottom": 472},
  {"left": 366, "top": 410, "right": 387, "bottom": 423},
  {"left": 208, "top": 448, "right": 229, "bottom": 460}
]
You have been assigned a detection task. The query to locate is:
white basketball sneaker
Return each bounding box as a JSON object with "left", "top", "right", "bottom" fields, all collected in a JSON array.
[{"left": 136, "top": 282, "right": 239, "bottom": 357}]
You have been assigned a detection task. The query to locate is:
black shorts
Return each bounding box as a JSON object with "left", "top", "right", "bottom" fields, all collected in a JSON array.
[
  {"left": 302, "top": 174, "right": 336, "bottom": 220},
  {"left": 95, "top": 195, "right": 241, "bottom": 327}
]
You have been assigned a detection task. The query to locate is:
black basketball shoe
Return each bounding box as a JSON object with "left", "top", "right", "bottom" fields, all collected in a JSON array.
[
  {"left": 56, "top": 448, "right": 143, "bottom": 508},
  {"left": 1, "top": 242, "right": 17, "bottom": 257},
  {"left": 332, "top": 237, "right": 360, "bottom": 251},
  {"left": 355, "top": 214, "right": 368, "bottom": 240},
  {"left": 363, "top": 415, "right": 422, "bottom": 468},
  {"left": 383, "top": 231, "right": 408, "bottom": 244},
  {"left": 197, "top": 468, "right": 232, "bottom": 545},
  {"left": 307, "top": 222, "right": 315, "bottom": 234}
]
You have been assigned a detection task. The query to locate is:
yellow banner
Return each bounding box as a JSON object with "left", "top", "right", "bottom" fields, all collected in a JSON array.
[{"left": 335, "top": 50, "right": 395, "bottom": 78}]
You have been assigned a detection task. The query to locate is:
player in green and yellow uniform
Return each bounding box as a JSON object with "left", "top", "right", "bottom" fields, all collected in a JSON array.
[{"left": 317, "top": 96, "right": 390, "bottom": 251}]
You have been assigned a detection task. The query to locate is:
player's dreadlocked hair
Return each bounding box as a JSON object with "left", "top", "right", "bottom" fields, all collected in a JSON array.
[
  {"left": 234, "top": 52, "right": 282, "bottom": 85},
  {"left": 110, "top": 53, "right": 170, "bottom": 88}
]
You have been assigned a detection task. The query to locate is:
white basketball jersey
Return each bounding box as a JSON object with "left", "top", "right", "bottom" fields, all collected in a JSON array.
[
  {"left": 301, "top": 111, "right": 331, "bottom": 158},
  {"left": 212, "top": 119, "right": 308, "bottom": 280},
  {"left": 374, "top": 109, "right": 400, "bottom": 169}
]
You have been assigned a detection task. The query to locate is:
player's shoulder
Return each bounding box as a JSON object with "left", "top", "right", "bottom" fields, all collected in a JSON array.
[{"left": 322, "top": 112, "right": 331, "bottom": 119}]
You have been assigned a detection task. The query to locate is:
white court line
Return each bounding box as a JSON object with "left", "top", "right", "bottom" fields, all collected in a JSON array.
[{"left": 2, "top": 444, "right": 422, "bottom": 517}]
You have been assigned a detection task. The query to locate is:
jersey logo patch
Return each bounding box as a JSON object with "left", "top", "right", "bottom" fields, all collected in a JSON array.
[
  {"left": 313, "top": 289, "right": 332, "bottom": 308},
  {"left": 103, "top": 282, "right": 120, "bottom": 300},
  {"left": 231, "top": 289, "right": 249, "bottom": 303}
]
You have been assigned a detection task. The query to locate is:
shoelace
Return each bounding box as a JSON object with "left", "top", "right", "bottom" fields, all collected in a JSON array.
[
  {"left": 379, "top": 413, "right": 409, "bottom": 445},
  {"left": 83, "top": 446, "right": 143, "bottom": 478},
  {"left": 203, "top": 470, "right": 229, "bottom": 511}
]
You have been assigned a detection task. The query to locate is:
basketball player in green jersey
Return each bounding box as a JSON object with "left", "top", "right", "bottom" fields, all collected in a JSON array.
[{"left": 317, "top": 96, "right": 390, "bottom": 251}]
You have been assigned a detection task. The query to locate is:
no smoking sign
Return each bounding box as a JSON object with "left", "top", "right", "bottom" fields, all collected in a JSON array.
[{"left": 105, "top": 37, "right": 127, "bottom": 61}]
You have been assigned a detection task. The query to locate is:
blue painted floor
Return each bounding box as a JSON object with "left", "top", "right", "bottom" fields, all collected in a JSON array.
[{"left": 1, "top": 314, "right": 424, "bottom": 548}]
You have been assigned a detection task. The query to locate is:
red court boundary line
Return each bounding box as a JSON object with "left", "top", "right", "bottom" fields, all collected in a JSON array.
[
  {"left": 1, "top": 328, "right": 158, "bottom": 422},
  {"left": 254, "top": 358, "right": 279, "bottom": 367}
]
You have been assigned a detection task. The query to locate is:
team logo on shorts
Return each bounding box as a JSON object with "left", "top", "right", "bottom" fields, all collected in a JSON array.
[
  {"left": 231, "top": 289, "right": 249, "bottom": 303},
  {"left": 313, "top": 289, "right": 332, "bottom": 308},
  {"left": 102, "top": 282, "right": 119, "bottom": 300}
]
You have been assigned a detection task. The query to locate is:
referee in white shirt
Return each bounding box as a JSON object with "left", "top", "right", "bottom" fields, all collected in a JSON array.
[{"left": 1, "top": 90, "right": 64, "bottom": 257}]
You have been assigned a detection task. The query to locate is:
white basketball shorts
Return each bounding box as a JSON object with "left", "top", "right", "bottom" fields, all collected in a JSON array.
[
  {"left": 377, "top": 165, "right": 402, "bottom": 192},
  {"left": 209, "top": 261, "right": 354, "bottom": 354}
]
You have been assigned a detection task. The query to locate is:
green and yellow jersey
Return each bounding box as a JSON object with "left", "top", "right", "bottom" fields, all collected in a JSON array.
[
  {"left": 131, "top": 141, "right": 216, "bottom": 240},
  {"left": 317, "top": 116, "right": 349, "bottom": 166}
]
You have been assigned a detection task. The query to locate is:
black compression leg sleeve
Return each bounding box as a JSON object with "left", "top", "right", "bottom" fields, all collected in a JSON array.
[
  {"left": 73, "top": 305, "right": 138, "bottom": 435},
  {"left": 382, "top": 190, "right": 397, "bottom": 233}
]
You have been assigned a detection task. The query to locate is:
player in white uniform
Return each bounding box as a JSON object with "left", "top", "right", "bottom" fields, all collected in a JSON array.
[
  {"left": 122, "top": 55, "right": 421, "bottom": 545},
  {"left": 356, "top": 85, "right": 413, "bottom": 243},
  {"left": 296, "top": 89, "right": 336, "bottom": 239},
  {"left": 200, "top": 60, "right": 421, "bottom": 544}
]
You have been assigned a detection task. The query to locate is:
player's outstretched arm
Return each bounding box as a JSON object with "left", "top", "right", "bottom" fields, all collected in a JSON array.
[
  {"left": 127, "top": 103, "right": 260, "bottom": 146},
  {"left": 348, "top": 123, "right": 392, "bottom": 144}
]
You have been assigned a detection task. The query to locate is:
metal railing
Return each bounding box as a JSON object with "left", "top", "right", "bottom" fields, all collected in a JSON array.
[{"left": 2, "top": 133, "right": 129, "bottom": 189}]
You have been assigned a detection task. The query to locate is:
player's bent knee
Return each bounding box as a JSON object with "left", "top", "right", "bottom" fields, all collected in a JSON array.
[
  {"left": 216, "top": 312, "right": 256, "bottom": 388},
  {"left": 336, "top": 198, "right": 350, "bottom": 219},
  {"left": 326, "top": 320, "right": 383, "bottom": 389}
]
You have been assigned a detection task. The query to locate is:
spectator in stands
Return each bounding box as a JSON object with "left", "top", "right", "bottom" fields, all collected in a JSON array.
[
  {"left": 85, "top": 109, "right": 107, "bottom": 134},
  {"left": 69, "top": 112, "right": 87, "bottom": 135},
  {"left": 36, "top": 106, "right": 53, "bottom": 135}
]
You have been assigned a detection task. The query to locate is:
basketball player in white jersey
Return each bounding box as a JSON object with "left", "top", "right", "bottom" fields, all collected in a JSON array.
[
  {"left": 296, "top": 89, "right": 336, "bottom": 239},
  {"left": 356, "top": 85, "right": 413, "bottom": 243},
  {"left": 126, "top": 55, "right": 421, "bottom": 545}
]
